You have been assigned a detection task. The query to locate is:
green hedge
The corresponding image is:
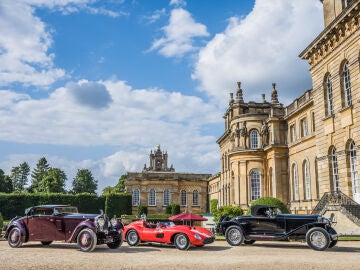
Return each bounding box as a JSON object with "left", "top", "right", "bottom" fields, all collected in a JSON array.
[
  {"left": 0, "top": 192, "right": 132, "bottom": 219},
  {"left": 210, "top": 199, "right": 218, "bottom": 213},
  {"left": 0, "top": 212, "right": 3, "bottom": 229},
  {"left": 213, "top": 205, "right": 243, "bottom": 221},
  {"left": 247, "top": 197, "right": 290, "bottom": 214}
]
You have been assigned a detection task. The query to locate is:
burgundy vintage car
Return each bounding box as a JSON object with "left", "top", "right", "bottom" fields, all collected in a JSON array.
[{"left": 2, "top": 205, "right": 124, "bottom": 252}]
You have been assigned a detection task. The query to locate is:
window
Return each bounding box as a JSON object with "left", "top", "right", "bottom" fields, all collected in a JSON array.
[
  {"left": 343, "top": 62, "right": 352, "bottom": 107},
  {"left": 326, "top": 75, "right": 334, "bottom": 115},
  {"left": 290, "top": 124, "right": 296, "bottom": 143},
  {"left": 180, "top": 190, "right": 187, "bottom": 206},
  {"left": 250, "top": 130, "right": 259, "bottom": 149},
  {"left": 192, "top": 190, "right": 199, "bottom": 206},
  {"left": 163, "top": 189, "right": 171, "bottom": 206},
  {"left": 132, "top": 189, "right": 140, "bottom": 206},
  {"left": 293, "top": 164, "right": 299, "bottom": 200},
  {"left": 148, "top": 188, "right": 156, "bottom": 206},
  {"left": 300, "top": 118, "right": 308, "bottom": 137},
  {"left": 250, "top": 170, "right": 261, "bottom": 201},
  {"left": 304, "top": 160, "right": 311, "bottom": 200},
  {"left": 312, "top": 112, "right": 316, "bottom": 132},
  {"left": 349, "top": 141, "right": 359, "bottom": 199},
  {"left": 331, "top": 147, "right": 340, "bottom": 192}
]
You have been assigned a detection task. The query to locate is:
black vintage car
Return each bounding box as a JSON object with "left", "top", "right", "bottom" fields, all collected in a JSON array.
[{"left": 216, "top": 205, "right": 338, "bottom": 251}]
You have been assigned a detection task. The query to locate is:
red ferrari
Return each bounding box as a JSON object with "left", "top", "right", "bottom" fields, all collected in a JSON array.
[{"left": 123, "top": 220, "right": 214, "bottom": 250}]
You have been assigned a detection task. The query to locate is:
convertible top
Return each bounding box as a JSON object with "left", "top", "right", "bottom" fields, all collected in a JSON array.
[{"left": 250, "top": 205, "right": 276, "bottom": 216}]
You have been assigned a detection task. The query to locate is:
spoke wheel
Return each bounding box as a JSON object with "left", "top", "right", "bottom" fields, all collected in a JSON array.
[
  {"left": 77, "top": 228, "right": 97, "bottom": 252},
  {"left": 225, "top": 226, "right": 244, "bottom": 246},
  {"left": 8, "top": 227, "right": 23, "bottom": 248},
  {"left": 174, "top": 233, "right": 190, "bottom": 250},
  {"left": 306, "top": 227, "right": 330, "bottom": 251},
  {"left": 126, "top": 230, "right": 140, "bottom": 246}
]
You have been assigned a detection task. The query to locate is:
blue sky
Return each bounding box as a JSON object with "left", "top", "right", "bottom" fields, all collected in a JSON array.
[{"left": 0, "top": 0, "right": 323, "bottom": 192}]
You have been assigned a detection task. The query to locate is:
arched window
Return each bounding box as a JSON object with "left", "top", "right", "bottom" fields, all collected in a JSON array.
[
  {"left": 325, "top": 75, "right": 334, "bottom": 115},
  {"left": 349, "top": 141, "right": 359, "bottom": 202},
  {"left": 192, "top": 190, "right": 199, "bottom": 206},
  {"left": 148, "top": 188, "right": 156, "bottom": 206},
  {"left": 250, "top": 169, "right": 261, "bottom": 201},
  {"left": 343, "top": 62, "right": 352, "bottom": 107},
  {"left": 163, "top": 189, "right": 171, "bottom": 206},
  {"left": 303, "top": 160, "right": 311, "bottom": 200},
  {"left": 331, "top": 147, "right": 340, "bottom": 192},
  {"left": 293, "top": 164, "right": 299, "bottom": 201},
  {"left": 132, "top": 189, "right": 140, "bottom": 206},
  {"left": 250, "top": 130, "right": 259, "bottom": 149},
  {"left": 180, "top": 190, "right": 187, "bottom": 206}
]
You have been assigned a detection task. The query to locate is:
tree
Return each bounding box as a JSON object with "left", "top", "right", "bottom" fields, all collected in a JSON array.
[
  {"left": 72, "top": 169, "right": 97, "bottom": 194},
  {"left": 10, "top": 162, "right": 30, "bottom": 191},
  {"left": 30, "top": 157, "right": 50, "bottom": 192},
  {"left": 0, "top": 169, "right": 13, "bottom": 193},
  {"left": 101, "top": 174, "right": 126, "bottom": 195},
  {"left": 38, "top": 168, "right": 67, "bottom": 193}
]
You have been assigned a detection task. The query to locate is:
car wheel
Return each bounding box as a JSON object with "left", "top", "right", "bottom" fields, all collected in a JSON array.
[
  {"left": 7, "top": 227, "right": 23, "bottom": 248},
  {"left": 306, "top": 227, "right": 330, "bottom": 251},
  {"left": 244, "top": 239, "right": 255, "bottom": 245},
  {"left": 328, "top": 240, "right": 337, "bottom": 248},
  {"left": 225, "top": 225, "right": 244, "bottom": 246},
  {"left": 77, "top": 228, "right": 97, "bottom": 252},
  {"left": 174, "top": 233, "right": 190, "bottom": 250},
  {"left": 41, "top": 241, "right": 53, "bottom": 246},
  {"left": 126, "top": 230, "right": 140, "bottom": 246},
  {"left": 107, "top": 232, "right": 123, "bottom": 249}
]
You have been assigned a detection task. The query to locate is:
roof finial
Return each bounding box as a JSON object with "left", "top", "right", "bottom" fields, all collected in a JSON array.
[
  {"left": 229, "top": 92, "right": 234, "bottom": 105},
  {"left": 271, "top": 83, "right": 279, "bottom": 103},
  {"left": 236, "top": 81, "right": 244, "bottom": 103}
]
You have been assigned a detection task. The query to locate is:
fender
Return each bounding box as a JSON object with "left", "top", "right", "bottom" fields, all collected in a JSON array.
[
  {"left": 67, "top": 219, "right": 97, "bottom": 243},
  {"left": 284, "top": 222, "right": 327, "bottom": 237},
  {"left": 5, "top": 219, "right": 28, "bottom": 243}
]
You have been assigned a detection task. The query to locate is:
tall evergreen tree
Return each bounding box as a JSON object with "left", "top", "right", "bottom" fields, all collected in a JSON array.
[
  {"left": 72, "top": 169, "right": 98, "bottom": 194},
  {"left": 30, "top": 157, "right": 50, "bottom": 192},
  {"left": 0, "top": 169, "right": 13, "bottom": 193},
  {"left": 11, "top": 162, "right": 30, "bottom": 191}
]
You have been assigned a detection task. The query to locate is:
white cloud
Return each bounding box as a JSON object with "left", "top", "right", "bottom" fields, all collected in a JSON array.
[
  {"left": 143, "top": 8, "right": 166, "bottom": 24},
  {"left": 192, "top": 0, "right": 323, "bottom": 106},
  {"left": 169, "top": 0, "right": 187, "bottom": 7},
  {"left": 149, "top": 8, "right": 209, "bottom": 58}
]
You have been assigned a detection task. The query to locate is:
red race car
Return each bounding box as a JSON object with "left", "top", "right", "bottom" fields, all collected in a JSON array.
[{"left": 123, "top": 219, "right": 214, "bottom": 250}]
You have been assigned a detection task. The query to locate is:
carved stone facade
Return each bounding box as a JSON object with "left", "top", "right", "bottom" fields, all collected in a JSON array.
[
  {"left": 209, "top": 0, "right": 360, "bottom": 213},
  {"left": 126, "top": 146, "right": 211, "bottom": 214}
]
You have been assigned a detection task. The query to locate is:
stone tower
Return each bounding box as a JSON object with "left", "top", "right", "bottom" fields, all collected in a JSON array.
[{"left": 143, "top": 145, "right": 175, "bottom": 172}]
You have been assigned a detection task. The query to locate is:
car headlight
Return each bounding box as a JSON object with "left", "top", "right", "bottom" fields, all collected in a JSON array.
[
  {"left": 194, "top": 234, "right": 202, "bottom": 240},
  {"left": 97, "top": 217, "right": 105, "bottom": 227},
  {"left": 110, "top": 217, "right": 118, "bottom": 227}
]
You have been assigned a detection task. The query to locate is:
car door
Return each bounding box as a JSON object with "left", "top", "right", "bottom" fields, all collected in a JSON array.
[{"left": 26, "top": 208, "right": 57, "bottom": 241}]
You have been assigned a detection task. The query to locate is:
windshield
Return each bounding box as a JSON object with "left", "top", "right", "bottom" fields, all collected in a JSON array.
[{"left": 55, "top": 206, "right": 78, "bottom": 214}]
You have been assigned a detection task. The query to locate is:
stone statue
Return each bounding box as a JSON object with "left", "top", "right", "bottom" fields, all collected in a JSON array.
[
  {"left": 260, "top": 121, "right": 269, "bottom": 146},
  {"left": 240, "top": 121, "right": 248, "bottom": 148}
]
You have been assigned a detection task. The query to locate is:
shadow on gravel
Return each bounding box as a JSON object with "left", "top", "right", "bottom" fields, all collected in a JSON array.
[
  {"left": 243, "top": 243, "right": 360, "bottom": 253},
  {"left": 192, "top": 245, "right": 232, "bottom": 252}
]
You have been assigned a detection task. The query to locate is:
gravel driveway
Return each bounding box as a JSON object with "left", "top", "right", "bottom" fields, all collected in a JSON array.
[{"left": 1, "top": 240, "right": 359, "bottom": 270}]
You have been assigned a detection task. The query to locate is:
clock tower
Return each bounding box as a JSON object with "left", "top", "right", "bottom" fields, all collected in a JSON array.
[{"left": 143, "top": 145, "right": 175, "bottom": 172}]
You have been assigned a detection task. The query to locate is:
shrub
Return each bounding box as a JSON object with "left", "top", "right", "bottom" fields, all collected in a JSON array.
[
  {"left": 214, "top": 205, "right": 243, "bottom": 222},
  {"left": 165, "top": 205, "right": 172, "bottom": 215},
  {"left": 247, "top": 197, "right": 290, "bottom": 214},
  {"left": 210, "top": 199, "right": 218, "bottom": 213},
  {"left": 137, "top": 205, "right": 148, "bottom": 216},
  {"left": 0, "top": 212, "right": 3, "bottom": 229},
  {"left": 104, "top": 193, "right": 132, "bottom": 217},
  {"left": 171, "top": 204, "right": 180, "bottom": 215}
]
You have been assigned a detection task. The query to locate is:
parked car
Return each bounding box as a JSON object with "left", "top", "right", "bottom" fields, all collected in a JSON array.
[
  {"left": 123, "top": 218, "right": 214, "bottom": 250},
  {"left": 216, "top": 205, "right": 338, "bottom": 251},
  {"left": 1, "top": 205, "right": 124, "bottom": 252}
]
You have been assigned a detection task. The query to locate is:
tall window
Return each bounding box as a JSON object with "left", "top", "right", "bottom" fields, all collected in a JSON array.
[
  {"left": 290, "top": 124, "right": 296, "bottom": 143},
  {"left": 250, "top": 170, "right": 261, "bottom": 201},
  {"left": 180, "top": 190, "right": 187, "bottom": 206},
  {"left": 304, "top": 160, "right": 311, "bottom": 200},
  {"left": 293, "top": 164, "right": 299, "bottom": 200},
  {"left": 300, "top": 118, "right": 308, "bottom": 137},
  {"left": 331, "top": 147, "right": 340, "bottom": 192},
  {"left": 312, "top": 112, "right": 316, "bottom": 132},
  {"left": 343, "top": 62, "right": 352, "bottom": 107},
  {"left": 250, "top": 130, "right": 259, "bottom": 149},
  {"left": 163, "top": 189, "right": 171, "bottom": 206},
  {"left": 132, "top": 189, "right": 140, "bottom": 206},
  {"left": 192, "top": 190, "right": 199, "bottom": 206},
  {"left": 349, "top": 141, "right": 359, "bottom": 199},
  {"left": 326, "top": 75, "right": 334, "bottom": 115},
  {"left": 148, "top": 188, "right": 156, "bottom": 206}
]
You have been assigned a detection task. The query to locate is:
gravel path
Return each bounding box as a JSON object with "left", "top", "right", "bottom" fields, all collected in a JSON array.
[{"left": 0, "top": 240, "right": 359, "bottom": 270}]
